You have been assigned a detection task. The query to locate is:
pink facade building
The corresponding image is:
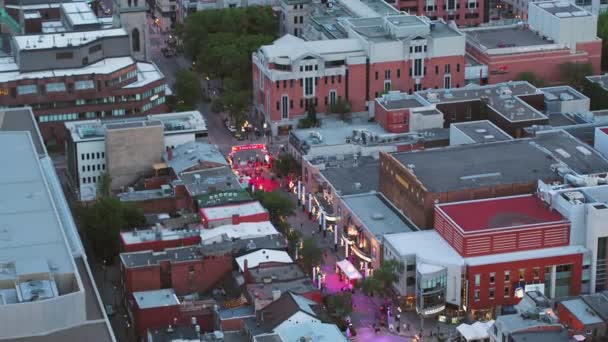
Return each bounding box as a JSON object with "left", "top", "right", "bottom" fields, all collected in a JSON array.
[
  {"left": 390, "top": 0, "right": 485, "bottom": 26},
  {"left": 253, "top": 15, "right": 466, "bottom": 135}
]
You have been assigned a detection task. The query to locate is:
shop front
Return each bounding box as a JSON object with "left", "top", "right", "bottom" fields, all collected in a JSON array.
[{"left": 340, "top": 219, "right": 374, "bottom": 277}]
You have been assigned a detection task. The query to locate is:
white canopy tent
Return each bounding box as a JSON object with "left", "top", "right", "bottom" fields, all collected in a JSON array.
[
  {"left": 336, "top": 259, "right": 363, "bottom": 281},
  {"left": 456, "top": 320, "right": 494, "bottom": 341}
]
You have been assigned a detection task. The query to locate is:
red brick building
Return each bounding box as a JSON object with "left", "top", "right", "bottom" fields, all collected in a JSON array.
[
  {"left": 253, "top": 16, "right": 466, "bottom": 135},
  {"left": 120, "top": 225, "right": 201, "bottom": 253},
  {"left": 392, "top": 0, "right": 485, "bottom": 26},
  {"left": 199, "top": 201, "right": 269, "bottom": 228}
]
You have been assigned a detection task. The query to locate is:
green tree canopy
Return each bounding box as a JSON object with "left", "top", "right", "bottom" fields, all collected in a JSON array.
[
  {"left": 559, "top": 62, "right": 594, "bottom": 90},
  {"left": 79, "top": 198, "right": 146, "bottom": 261},
  {"left": 326, "top": 292, "right": 353, "bottom": 318},
  {"left": 357, "top": 259, "right": 403, "bottom": 296},
  {"left": 174, "top": 69, "right": 202, "bottom": 108},
  {"left": 273, "top": 154, "right": 300, "bottom": 177},
  {"left": 300, "top": 237, "right": 323, "bottom": 273},
  {"left": 331, "top": 98, "right": 352, "bottom": 121},
  {"left": 252, "top": 190, "right": 295, "bottom": 223},
  {"left": 516, "top": 71, "right": 546, "bottom": 87},
  {"left": 598, "top": 12, "right": 608, "bottom": 71},
  {"left": 96, "top": 172, "right": 112, "bottom": 198}
]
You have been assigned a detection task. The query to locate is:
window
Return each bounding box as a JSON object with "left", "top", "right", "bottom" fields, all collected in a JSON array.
[
  {"left": 474, "top": 289, "right": 480, "bottom": 301},
  {"left": 397, "top": 69, "right": 401, "bottom": 78},
  {"left": 276, "top": 81, "right": 280, "bottom": 89},
  {"left": 519, "top": 269, "right": 525, "bottom": 281},
  {"left": 304, "top": 77, "right": 314, "bottom": 96},
  {"left": 456, "top": 63, "right": 461, "bottom": 73},
  {"left": 338, "top": 75, "right": 342, "bottom": 83},
  {"left": 82, "top": 166, "right": 85, "bottom": 172},
  {"left": 56, "top": 52, "right": 73, "bottom": 60},
  {"left": 406, "top": 264, "right": 415, "bottom": 271},
  {"left": 474, "top": 274, "right": 481, "bottom": 287},
  {"left": 384, "top": 70, "right": 391, "bottom": 80},
  {"left": 89, "top": 44, "right": 102, "bottom": 53},
  {"left": 444, "top": 75, "right": 451, "bottom": 89},
  {"left": 504, "top": 286, "right": 510, "bottom": 297},
  {"left": 406, "top": 276, "right": 415, "bottom": 286},
  {"left": 533, "top": 267, "right": 540, "bottom": 279},
  {"left": 329, "top": 90, "right": 337, "bottom": 107},
  {"left": 299, "top": 16, "right": 303, "bottom": 24},
  {"left": 112, "top": 109, "right": 125, "bottom": 116},
  {"left": 403, "top": 116, "right": 408, "bottom": 125},
  {"left": 375, "top": 71, "right": 378, "bottom": 80},
  {"left": 290, "top": 80, "right": 294, "bottom": 88},
  {"left": 413, "top": 59, "right": 422, "bottom": 77},
  {"left": 445, "top": 64, "right": 451, "bottom": 73},
  {"left": 490, "top": 273, "right": 495, "bottom": 284},
  {"left": 489, "top": 288, "right": 495, "bottom": 300},
  {"left": 435, "top": 65, "right": 439, "bottom": 74},
  {"left": 132, "top": 28, "right": 141, "bottom": 52},
  {"left": 384, "top": 81, "right": 391, "bottom": 92},
  {"left": 290, "top": 99, "right": 293, "bottom": 109},
  {"left": 294, "top": 28, "right": 298, "bottom": 37},
  {"left": 324, "top": 77, "right": 328, "bottom": 85},
  {"left": 17, "top": 84, "right": 37, "bottom": 95},
  {"left": 282, "top": 95, "right": 289, "bottom": 119},
  {"left": 75, "top": 80, "right": 95, "bottom": 90},
  {"left": 46, "top": 82, "right": 66, "bottom": 92},
  {"left": 276, "top": 101, "right": 280, "bottom": 110},
  {"left": 331, "top": 76, "right": 335, "bottom": 84},
  {"left": 101, "top": 152, "right": 105, "bottom": 158},
  {"left": 414, "top": 83, "right": 422, "bottom": 92},
  {"left": 283, "top": 80, "right": 287, "bottom": 88},
  {"left": 294, "top": 16, "right": 298, "bottom": 24}
]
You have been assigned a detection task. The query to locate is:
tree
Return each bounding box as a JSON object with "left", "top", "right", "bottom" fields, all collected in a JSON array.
[
  {"left": 326, "top": 292, "right": 353, "bottom": 318},
  {"left": 79, "top": 198, "right": 146, "bottom": 261},
  {"left": 307, "top": 103, "right": 317, "bottom": 126},
  {"left": 252, "top": 190, "right": 295, "bottom": 223},
  {"left": 174, "top": 69, "right": 202, "bottom": 108},
  {"left": 97, "top": 172, "right": 112, "bottom": 198},
  {"left": 357, "top": 277, "right": 382, "bottom": 296},
  {"left": 273, "top": 154, "right": 299, "bottom": 177},
  {"left": 357, "top": 259, "right": 403, "bottom": 296},
  {"left": 330, "top": 98, "right": 352, "bottom": 121},
  {"left": 516, "top": 71, "right": 546, "bottom": 87},
  {"left": 559, "top": 62, "right": 594, "bottom": 90},
  {"left": 300, "top": 237, "right": 323, "bottom": 273}
]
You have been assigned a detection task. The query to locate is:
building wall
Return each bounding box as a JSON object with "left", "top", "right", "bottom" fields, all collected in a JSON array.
[
  {"left": 395, "top": 0, "right": 485, "bottom": 26},
  {"left": 466, "top": 253, "right": 583, "bottom": 311},
  {"left": 106, "top": 124, "right": 165, "bottom": 190},
  {"left": 434, "top": 209, "right": 571, "bottom": 257},
  {"left": 121, "top": 235, "right": 201, "bottom": 253},
  {"left": 133, "top": 304, "right": 181, "bottom": 340},
  {"left": 170, "top": 255, "right": 232, "bottom": 295},
  {"left": 556, "top": 302, "right": 607, "bottom": 337},
  {"left": 73, "top": 139, "right": 106, "bottom": 201},
  {"left": 124, "top": 265, "right": 162, "bottom": 294}
]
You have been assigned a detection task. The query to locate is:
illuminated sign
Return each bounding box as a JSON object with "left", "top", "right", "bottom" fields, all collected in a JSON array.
[
  {"left": 231, "top": 143, "right": 266, "bottom": 152},
  {"left": 0, "top": 88, "right": 8, "bottom": 96},
  {"left": 417, "top": 305, "right": 445, "bottom": 316},
  {"left": 395, "top": 174, "right": 410, "bottom": 189}
]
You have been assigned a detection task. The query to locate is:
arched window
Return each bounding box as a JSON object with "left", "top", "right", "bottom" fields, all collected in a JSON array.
[{"left": 132, "top": 28, "right": 140, "bottom": 52}]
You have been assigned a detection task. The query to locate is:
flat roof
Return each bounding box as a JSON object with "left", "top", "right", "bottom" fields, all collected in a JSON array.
[
  {"left": 385, "top": 230, "right": 464, "bottom": 266},
  {"left": 133, "top": 289, "right": 179, "bottom": 309},
  {"left": 235, "top": 249, "right": 293, "bottom": 271},
  {"left": 319, "top": 155, "right": 379, "bottom": 196},
  {"left": 467, "top": 27, "right": 553, "bottom": 49},
  {"left": 11, "top": 322, "right": 113, "bottom": 342},
  {"left": 436, "top": 195, "right": 567, "bottom": 232},
  {"left": 418, "top": 82, "right": 547, "bottom": 123},
  {"left": 532, "top": 1, "right": 591, "bottom": 17},
  {"left": 587, "top": 74, "right": 608, "bottom": 91},
  {"left": 510, "top": 330, "right": 574, "bottom": 342},
  {"left": 14, "top": 28, "right": 126, "bottom": 51},
  {"left": 541, "top": 86, "right": 588, "bottom": 101},
  {"left": 180, "top": 166, "right": 241, "bottom": 197},
  {"left": 291, "top": 120, "right": 388, "bottom": 148},
  {"left": 0, "top": 132, "right": 74, "bottom": 276},
  {"left": 0, "top": 56, "right": 136, "bottom": 83},
  {"left": 452, "top": 120, "right": 513, "bottom": 143},
  {"left": 120, "top": 235, "right": 287, "bottom": 268},
  {"left": 247, "top": 264, "right": 306, "bottom": 283},
  {"left": 66, "top": 110, "right": 205, "bottom": 143},
  {"left": 61, "top": 2, "right": 99, "bottom": 27},
  {"left": 164, "top": 141, "right": 225, "bottom": 174},
  {"left": 560, "top": 298, "right": 604, "bottom": 325},
  {"left": 200, "top": 201, "right": 266, "bottom": 221},
  {"left": 199, "top": 221, "right": 278, "bottom": 245},
  {"left": 391, "top": 130, "right": 608, "bottom": 192},
  {"left": 342, "top": 193, "right": 418, "bottom": 239},
  {"left": 120, "top": 227, "right": 200, "bottom": 245},
  {"left": 376, "top": 92, "right": 430, "bottom": 110},
  {"left": 0, "top": 108, "right": 45, "bottom": 155},
  {"left": 123, "top": 62, "right": 165, "bottom": 89}
]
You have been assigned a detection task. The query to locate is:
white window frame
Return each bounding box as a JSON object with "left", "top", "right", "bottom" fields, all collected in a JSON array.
[
  {"left": 444, "top": 75, "right": 451, "bottom": 89},
  {"left": 329, "top": 90, "right": 337, "bottom": 106},
  {"left": 281, "top": 95, "right": 289, "bottom": 119}
]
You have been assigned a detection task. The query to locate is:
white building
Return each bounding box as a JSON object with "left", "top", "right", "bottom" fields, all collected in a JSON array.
[{"left": 65, "top": 111, "right": 207, "bottom": 201}]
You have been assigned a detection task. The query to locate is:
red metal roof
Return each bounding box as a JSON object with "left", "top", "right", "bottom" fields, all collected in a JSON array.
[
  {"left": 601, "top": 127, "right": 608, "bottom": 135},
  {"left": 437, "top": 195, "right": 567, "bottom": 232}
]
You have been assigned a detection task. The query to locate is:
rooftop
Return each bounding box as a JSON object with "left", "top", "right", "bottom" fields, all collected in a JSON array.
[
  {"left": 532, "top": 1, "right": 591, "bottom": 17},
  {"left": 417, "top": 82, "right": 547, "bottom": 123},
  {"left": 384, "top": 230, "right": 464, "bottom": 266},
  {"left": 256, "top": 292, "right": 326, "bottom": 332},
  {"left": 451, "top": 120, "right": 513, "bottom": 144},
  {"left": 494, "top": 313, "right": 562, "bottom": 335},
  {"left": 318, "top": 155, "right": 379, "bottom": 196},
  {"left": 66, "top": 111, "right": 206, "bottom": 143},
  {"left": 200, "top": 201, "right": 266, "bottom": 221},
  {"left": 510, "top": 330, "right": 575, "bottom": 342},
  {"left": 559, "top": 298, "right": 604, "bottom": 325},
  {"left": 291, "top": 119, "right": 388, "bottom": 148},
  {"left": 120, "top": 234, "right": 287, "bottom": 268},
  {"left": 61, "top": 2, "right": 99, "bottom": 28},
  {"left": 587, "top": 74, "right": 608, "bottom": 91},
  {"left": 196, "top": 189, "right": 252, "bottom": 208},
  {"left": 342, "top": 192, "right": 418, "bottom": 239},
  {"left": 541, "top": 86, "right": 588, "bottom": 102},
  {"left": 582, "top": 292, "right": 608, "bottom": 320},
  {"left": 199, "top": 221, "right": 278, "bottom": 245},
  {"left": 13, "top": 28, "right": 127, "bottom": 51},
  {"left": 235, "top": 249, "right": 293, "bottom": 271},
  {"left": 180, "top": 166, "right": 242, "bottom": 197},
  {"left": 120, "top": 227, "right": 200, "bottom": 246},
  {"left": 390, "top": 130, "right": 608, "bottom": 193},
  {"left": 123, "top": 62, "right": 166, "bottom": 89},
  {"left": 246, "top": 279, "right": 317, "bottom": 306},
  {"left": 275, "top": 322, "right": 348, "bottom": 342},
  {"left": 165, "top": 141, "right": 225, "bottom": 175},
  {"left": 133, "top": 289, "right": 180, "bottom": 309},
  {"left": 436, "top": 195, "right": 567, "bottom": 232},
  {"left": 0, "top": 108, "right": 45, "bottom": 155},
  {"left": 467, "top": 26, "right": 554, "bottom": 50},
  {"left": 375, "top": 91, "right": 432, "bottom": 110},
  {"left": 259, "top": 34, "right": 365, "bottom": 61},
  {"left": 247, "top": 264, "right": 306, "bottom": 283}
]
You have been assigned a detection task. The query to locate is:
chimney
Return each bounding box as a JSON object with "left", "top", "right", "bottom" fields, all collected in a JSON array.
[
  {"left": 167, "top": 147, "right": 173, "bottom": 161},
  {"left": 232, "top": 214, "right": 241, "bottom": 225}
]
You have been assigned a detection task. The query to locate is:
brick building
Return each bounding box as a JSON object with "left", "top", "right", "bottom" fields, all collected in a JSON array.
[
  {"left": 464, "top": 2, "right": 601, "bottom": 85},
  {"left": 199, "top": 201, "right": 269, "bottom": 228},
  {"left": 383, "top": 194, "right": 590, "bottom": 320},
  {"left": 120, "top": 224, "right": 201, "bottom": 253},
  {"left": 389, "top": 0, "right": 486, "bottom": 26},
  {"left": 253, "top": 7, "right": 466, "bottom": 135},
  {"left": 0, "top": 2, "right": 164, "bottom": 143},
  {"left": 379, "top": 129, "right": 608, "bottom": 229}
]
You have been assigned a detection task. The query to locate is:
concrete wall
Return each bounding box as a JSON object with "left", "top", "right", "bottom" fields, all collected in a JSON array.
[
  {"left": 594, "top": 128, "right": 608, "bottom": 159},
  {"left": 106, "top": 124, "right": 164, "bottom": 190},
  {"left": 16, "top": 35, "right": 130, "bottom": 72}
]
